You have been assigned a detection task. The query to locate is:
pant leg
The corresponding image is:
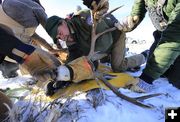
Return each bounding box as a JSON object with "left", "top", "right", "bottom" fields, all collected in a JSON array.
[
  {"left": 143, "top": 41, "right": 180, "bottom": 80},
  {"left": 149, "top": 30, "right": 162, "bottom": 57},
  {"left": 111, "top": 32, "right": 145, "bottom": 72},
  {"left": 145, "top": 30, "right": 180, "bottom": 86},
  {"left": 163, "top": 55, "right": 180, "bottom": 88}
]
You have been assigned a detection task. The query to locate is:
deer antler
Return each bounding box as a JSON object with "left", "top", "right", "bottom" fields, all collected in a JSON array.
[
  {"left": 88, "top": 5, "right": 162, "bottom": 108},
  {"left": 87, "top": 6, "right": 123, "bottom": 59}
]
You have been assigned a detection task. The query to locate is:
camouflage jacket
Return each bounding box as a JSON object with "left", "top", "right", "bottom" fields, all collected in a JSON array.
[{"left": 131, "top": 0, "right": 180, "bottom": 42}]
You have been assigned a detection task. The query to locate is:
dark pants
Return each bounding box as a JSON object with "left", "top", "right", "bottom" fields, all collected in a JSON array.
[
  {"left": 0, "top": 27, "right": 21, "bottom": 78},
  {"left": 151, "top": 30, "right": 180, "bottom": 88},
  {"left": 0, "top": 27, "right": 35, "bottom": 64},
  {"left": 0, "top": 27, "right": 22, "bottom": 59}
]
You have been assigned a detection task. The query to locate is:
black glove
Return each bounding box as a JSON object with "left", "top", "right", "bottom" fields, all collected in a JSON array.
[
  {"left": 82, "top": 0, "right": 100, "bottom": 9},
  {"left": 45, "top": 81, "right": 56, "bottom": 96},
  {"left": 45, "top": 80, "right": 71, "bottom": 96}
]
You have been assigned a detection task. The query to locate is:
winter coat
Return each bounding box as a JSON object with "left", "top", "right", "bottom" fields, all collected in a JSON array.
[
  {"left": 131, "top": 0, "right": 180, "bottom": 82},
  {"left": 65, "top": 9, "right": 119, "bottom": 62}
]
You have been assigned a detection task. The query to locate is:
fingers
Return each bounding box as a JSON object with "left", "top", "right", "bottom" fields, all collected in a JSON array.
[
  {"left": 114, "top": 19, "right": 131, "bottom": 32},
  {"left": 127, "top": 16, "right": 134, "bottom": 29},
  {"left": 114, "top": 16, "right": 139, "bottom": 32}
]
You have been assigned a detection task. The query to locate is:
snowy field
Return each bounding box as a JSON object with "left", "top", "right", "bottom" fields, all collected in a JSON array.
[{"left": 0, "top": 43, "right": 180, "bottom": 122}]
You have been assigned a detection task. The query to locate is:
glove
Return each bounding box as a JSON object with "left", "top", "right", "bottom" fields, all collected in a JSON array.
[
  {"left": 45, "top": 80, "right": 71, "bottom": 96},
  {"left": 82, "top": 0, "right": 109, "bottom": 20},
  {"left": 51, "top": 48, "right": 69, "bottom": 63},
  {"left": 114, "top": 15, "right": 140, "bottom": 32},
  {"left": 20, "top": 48, "right": 61, "bottom": 82},
  {"left": 82, "top": 0, "right": 101, "bottom": 9},
  {"left": 56, "top": 56, "right": 94, "bottom": 83}
]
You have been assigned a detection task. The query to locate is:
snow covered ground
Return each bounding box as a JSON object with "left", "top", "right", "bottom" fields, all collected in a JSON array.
[{"left": 0, "top": 43, "right": 180, "bottom": 122}]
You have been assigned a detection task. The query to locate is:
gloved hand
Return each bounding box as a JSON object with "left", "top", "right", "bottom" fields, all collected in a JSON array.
[
  {"left": 114, "top": 15, "right": 140, "bottom": 32},
  {"left": 45, "top": 80, "right": 71, "bottom": 96},
  {"left": 20, "top": 48, "right": 61, "bottom": 82},
  {"left": 56, "top": 56, "right": 95, "bottom": 83},
  {"left": 51, "top": 48, "right": 69, "bottom": 63},
  {"left": 82, "top": 0, "right": 109, "bottom": 20}
]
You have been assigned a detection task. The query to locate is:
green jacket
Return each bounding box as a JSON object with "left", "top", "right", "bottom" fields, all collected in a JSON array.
[
  {"left": 66, "top": 9, "right": 120, "bottom": 61},
  {"left": 131, "top": 0, "right": 180, "bottom": 80},
  {"left": 131, "top": 0, "right": 180, "bottom": 41}
]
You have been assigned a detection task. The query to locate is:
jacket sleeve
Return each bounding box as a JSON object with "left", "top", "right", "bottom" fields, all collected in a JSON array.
[
  {"left": 2, "top": 0, "right": 47, "bottom": 28},
  {"left": 161, "top": 3, "right": 180, "bottom": 42},
  {"left": 32, "top": 3, "right": 47, "bottom": 28},
  {"left": 130, "top": 0, "right": 147, "bottom": 22}
]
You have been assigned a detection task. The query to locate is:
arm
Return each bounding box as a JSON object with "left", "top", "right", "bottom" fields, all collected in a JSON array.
[
  {"left": 82, "top": 0, "right": 109, "bottom": 20},
  {"left": 130, "top": 0, "right": 147, "bottom": 21},
  {"left": 115, "top": 0, "right": 147, "bottom": 32},
  {"left": 128, "top": 0, "right": 147, "bottom": 31},
  {"left": 2, "top": 0, "right": 47, "bottom": 28},
  {"left": 31, "top": 33, "right": 54, "bottom": 51}
]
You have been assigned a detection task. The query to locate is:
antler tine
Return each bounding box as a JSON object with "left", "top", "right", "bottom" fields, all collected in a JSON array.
[
  {"left": 88, "top": 5, "right": 123, "bottom": 58},
  {"left": 103, "top": 5, "right": 124, "bottom": 18}
]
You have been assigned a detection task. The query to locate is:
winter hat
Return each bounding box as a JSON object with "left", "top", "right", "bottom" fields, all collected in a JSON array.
[{"left": 45, "top": 16, "right": 63, "bottom": 43}]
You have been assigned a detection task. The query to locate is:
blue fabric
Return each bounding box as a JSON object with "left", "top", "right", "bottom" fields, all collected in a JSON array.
[
  {"left": 12, "top": 43, "right": 35, "bottom": 64},
  {"left": 0, "top": 27, "right": 35, "bottom": 64}
]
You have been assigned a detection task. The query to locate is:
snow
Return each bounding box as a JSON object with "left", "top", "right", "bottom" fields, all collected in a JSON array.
[{"left": 0, "top": 43, "right": 180, "bottom": 122}]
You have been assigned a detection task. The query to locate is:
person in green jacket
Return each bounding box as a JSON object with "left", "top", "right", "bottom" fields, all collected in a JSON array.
[
  {"left": 45, "top": 9, "right": 146, "bottom": 73},
  {"left": 116, "top": 0, "right": 180, "bottom": 91}
]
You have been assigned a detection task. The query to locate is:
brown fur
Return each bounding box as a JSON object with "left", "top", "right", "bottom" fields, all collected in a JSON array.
[{"left": 0, "top": 91, "right": 12, "bottom": 121}]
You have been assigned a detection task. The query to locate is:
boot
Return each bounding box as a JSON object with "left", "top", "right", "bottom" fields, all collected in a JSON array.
[{"left": 126, "top": 54, "right": 146, "bottom": 70}]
